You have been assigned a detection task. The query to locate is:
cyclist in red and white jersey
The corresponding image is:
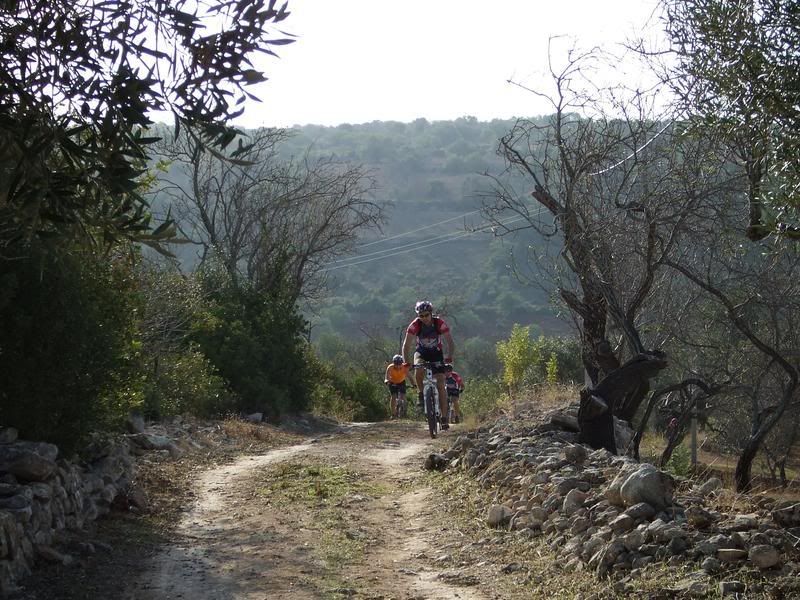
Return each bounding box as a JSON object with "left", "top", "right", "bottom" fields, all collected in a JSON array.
[
  {"left": 445, "top": 370, "right": 464, "bottom": 424},
  {"left": 401, "top": 300, "right": 455, "bottom": 430}
]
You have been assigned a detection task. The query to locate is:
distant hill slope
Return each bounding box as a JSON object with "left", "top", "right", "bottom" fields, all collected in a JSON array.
[
  {"left": 280, "top": 118, "right": 569, "bottom": 347},
  {"left": 148, "top": 117, "right": 570, "bottom": 357}
]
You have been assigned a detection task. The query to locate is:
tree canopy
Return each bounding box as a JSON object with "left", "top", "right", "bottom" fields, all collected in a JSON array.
[
  {"left": 661, "top": 0, "right": 800, "bottom": 240},
  {"left": 0, "top": 0, "right": 294, "bottom": 255}
]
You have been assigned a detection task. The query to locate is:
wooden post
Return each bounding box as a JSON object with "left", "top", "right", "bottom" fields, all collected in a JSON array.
[{"left": 690, "top": 399, "right": 698, "bottom": 467}]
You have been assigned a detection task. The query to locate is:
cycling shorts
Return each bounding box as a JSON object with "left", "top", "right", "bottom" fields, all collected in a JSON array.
[
  {"left": 388, "top": 382, "right": 406, "bottom": 394},
  {"left": 413, "top": 350, "right": 448, "bottom": 374}
]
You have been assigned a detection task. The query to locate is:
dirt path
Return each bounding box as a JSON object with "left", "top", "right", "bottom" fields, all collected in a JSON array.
[{"left": 123, "top": 421, "right": 491, "bottom": 600}]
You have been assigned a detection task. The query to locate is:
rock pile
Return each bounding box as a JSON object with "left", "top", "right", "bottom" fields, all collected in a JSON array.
[{"left": 437, "top": 403, "right": 800, "bottom": 596}]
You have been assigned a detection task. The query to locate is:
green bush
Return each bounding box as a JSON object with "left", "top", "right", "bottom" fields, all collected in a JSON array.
[
  {"left": 496, "top": 324, "right": 536, "bottom": 388},
  {"left": 308, "top": 353, "right": 389, "bottom": 422},
  {"left": 460, "top": 375, "right": 508, "bottom": 424},
  {"left": 521, "top": 335, "right": 583, "bottom": 386},
  {"left": 0, "top": 244, "right": 142, "bottom": 451},
  {"left": 144, "top": 345, "right": 236, "bottom": 418},
  {"left": 190, "top": 269, "right": 311, "bottom": 421},
  {"left": 665, "top": 442, "right": 692, "bottom": 477}
]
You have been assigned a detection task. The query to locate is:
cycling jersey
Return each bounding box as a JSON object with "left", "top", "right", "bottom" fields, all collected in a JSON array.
[
  {"left": 445, "top": 371, "right": 464, "bottom": 395},
  {"left": 386, "top": 363, "right": 409, "bottom": 385},
  {"left": 406, "top": 316, "right": 450, "bottom": 353}
]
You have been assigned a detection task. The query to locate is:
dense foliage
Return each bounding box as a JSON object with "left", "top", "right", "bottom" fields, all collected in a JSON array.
[
  {"left": 662, "top": 0, "right": 800, "bottom": 239},
  {"left": 0, "top": 244, "right": 141, "bottom": 451},
  {"left": 0, "top": 0, "right": 293, "bottom": 255},
  {"left": 190, "top": 265, "right": 312, "bottom": 420}
]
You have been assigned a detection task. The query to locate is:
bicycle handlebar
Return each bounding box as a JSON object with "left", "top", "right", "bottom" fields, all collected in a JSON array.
[{"left": 409, "top": 361, "right": 453, "bottom": 371}]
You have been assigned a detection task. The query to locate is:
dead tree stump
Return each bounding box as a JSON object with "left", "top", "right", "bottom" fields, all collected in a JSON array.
[{"left": 578, "top": 351, "right": 668, "bottom": 454}]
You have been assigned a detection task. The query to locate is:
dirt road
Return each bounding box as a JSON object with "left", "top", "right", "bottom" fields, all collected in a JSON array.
[{"left": 121, "top": 421, "right": 495, "bottom": 600}]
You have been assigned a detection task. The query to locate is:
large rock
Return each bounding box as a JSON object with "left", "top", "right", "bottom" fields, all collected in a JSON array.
[
  {"left": 604, "top": 461, "right": 640, "bottom": 507},
  {"left": 0, "top": 446, "right": 57, "bottom": 482},
  {"left": 618, "top": 464, "right": 674, "bottom": 511},
  {"left": 487, "top": 504, "right": 513, "bottom": 528},
  {"left": 772, "top": 502, "right": 800, "bottom": 528},
  {"left": 613, "top": 418, "right": 635, "bottom": 454},
  {"left": 694, "top": 477, "right": 723, "bottom": 497},
  {"left": 748, "top": 545, "right": 781, "bottom": 570}
]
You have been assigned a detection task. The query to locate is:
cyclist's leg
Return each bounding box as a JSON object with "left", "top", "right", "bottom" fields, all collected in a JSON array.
[
  {"left": 453, "top": 396, "right": 462, "bottom": 422},
  {"left": 397, "top": 382, "right": 407, "bottom": 416}
]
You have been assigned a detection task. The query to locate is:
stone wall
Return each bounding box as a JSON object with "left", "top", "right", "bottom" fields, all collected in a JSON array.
[{"left": 0, "top": 427, "right": 137, "bottom": 595}]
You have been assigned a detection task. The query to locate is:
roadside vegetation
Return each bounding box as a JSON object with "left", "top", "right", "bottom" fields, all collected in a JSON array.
[{"left": 2, "top": 0, "right": 800, "bottom": 499}]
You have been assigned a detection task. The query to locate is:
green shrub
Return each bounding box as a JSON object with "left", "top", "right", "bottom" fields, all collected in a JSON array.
[
  {"left": 460, "top": 375, "right": 508, "bottom": 424},
  {"left": 665, "top": 443, "right": 692, "bottom": 477},
  {"left": 496, "top": 324, "right": 536, "bottom": 388},
  {"left": 190, "top": 266, "right": 311, "bottom": 421},
  {"left": 144, "top": 345, "right": 236, "bottom": 418},
  {"left": 546, "top": 352, "right": 559, "bottom": 383},
  {"left": 0, "top": 244, "right": 142, "bottom": 451},
  {"left": 308, "top": 353, "right": 389, "bottom": 422}
]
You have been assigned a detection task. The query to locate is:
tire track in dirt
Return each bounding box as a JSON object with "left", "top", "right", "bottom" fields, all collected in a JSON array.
[{"left": 124, "top": 422, "right": 488, "bottom": 599}]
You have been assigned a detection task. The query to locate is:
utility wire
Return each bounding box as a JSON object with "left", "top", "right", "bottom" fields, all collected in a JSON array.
[
  {"left": 321, "top": 229, "right": 483, "bottom": 273},
  {"left": 329, "top": 226, "right": 478, "bottom": 264},
  {"left": 357, "top": 209, "right": 481, "bottom": 248},
  {"left": 507, "top": 78, "right": 675, "bottom": 178},
  {"left": 322, "top": 213, "right": 536, "bottom": 272},
  {"left": 329, "top": 213, "right": 532, "bottom": 266},
  {"left": 588, "top": 121, "right": 673, "bottom": 176}
]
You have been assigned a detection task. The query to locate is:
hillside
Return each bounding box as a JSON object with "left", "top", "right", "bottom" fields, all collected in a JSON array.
[
  {"left": 280, "top": 118, "right": 569, "bottom": 350},
  {"left": 149, "top": 116, "right": 571, "bottom": 375}
]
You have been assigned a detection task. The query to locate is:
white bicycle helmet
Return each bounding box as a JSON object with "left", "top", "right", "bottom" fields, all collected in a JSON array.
[{"left": 414, "top": 300, "right": 433, "bottom": 314}]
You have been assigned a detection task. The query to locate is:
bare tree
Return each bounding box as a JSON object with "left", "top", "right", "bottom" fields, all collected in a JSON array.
[
  {"left": 664, "top": 238, "right": 800, "bottom": 491},
  {"left": 482, "top": 44, "right": 689, "bottom": 449},
  {"left": 156, "top": 127, "right": 385, "bottom": 302}
]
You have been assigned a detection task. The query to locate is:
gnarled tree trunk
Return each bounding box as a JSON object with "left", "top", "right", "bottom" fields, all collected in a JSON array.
[{"left": 578, "top": 352, "right": 668, "bottom": 454}]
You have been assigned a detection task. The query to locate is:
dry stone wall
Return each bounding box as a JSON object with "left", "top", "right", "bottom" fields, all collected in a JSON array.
[{"left": 0, "top": 425, "right": 162, "bottom": 595}]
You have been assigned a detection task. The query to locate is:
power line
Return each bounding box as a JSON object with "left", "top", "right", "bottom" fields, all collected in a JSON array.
[
  {"left": 329, "top": 225, "right": 483, "bottom": 265},
  {"left": 321, "top": 214, "right": 532, "bottom": 272},
  {"left": 588, "top": 121, "right": 673, "bottom": 176},
  {"left": 357, "top": 210, "right": 481, "bottom": 248},
  {"left": 328, "top": 213, "right": 531, "bottom": 267},
  {"left": 321, "top": 230, "right": 480, "bottom": 272}
]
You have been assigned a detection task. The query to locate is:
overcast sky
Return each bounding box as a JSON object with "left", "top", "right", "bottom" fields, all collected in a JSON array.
[{"left": 237, "top": 0, "right": 665, "bottom": 128}]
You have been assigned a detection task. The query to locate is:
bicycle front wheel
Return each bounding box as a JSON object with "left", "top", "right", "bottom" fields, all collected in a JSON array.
[{"left": 425, "top": 387, "right": 438, "bottom": 438}]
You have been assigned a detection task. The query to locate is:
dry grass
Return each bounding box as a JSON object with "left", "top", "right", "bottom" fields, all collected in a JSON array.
[
  {"left": 219, "top": 416, "right": 292, "bottom": 447},
  {"left": 637, "top": 430, "right": 800, "bottom": 502}
]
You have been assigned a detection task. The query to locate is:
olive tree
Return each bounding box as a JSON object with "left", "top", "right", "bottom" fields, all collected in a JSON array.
[
  {"left": 0, "top": 0, "right": 294, "bottom": 255},
  {"left": 483, "top": 46, "right": 681, "bottom": 430},
  {"left": 658, "top": 0, "right": 800, "bottom": 240}
]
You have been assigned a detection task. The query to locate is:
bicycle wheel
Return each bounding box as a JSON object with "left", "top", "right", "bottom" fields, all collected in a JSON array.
[
  {"left": 398, "top": 397, "right": 407, "bottom": 418},
  {"left": 425, "top": 387, "right": 438, "bottom": 438}
]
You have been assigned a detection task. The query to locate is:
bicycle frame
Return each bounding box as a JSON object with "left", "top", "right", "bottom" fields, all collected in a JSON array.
[{"left": 413, "top": 362, "right": 442, "bottom": 438}]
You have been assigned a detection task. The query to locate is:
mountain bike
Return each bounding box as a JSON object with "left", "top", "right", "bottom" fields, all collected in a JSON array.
[
  {"left": 386, "top": 382, "right": 408, "bottom": 419},
  {"left": 395, "top": 386, "right": 407, "bottom": 418},
  {"left": 412, "top": 362, "right": 445, "bottom": 438},
  {"left": 447, "top": 393, "right": 457, "bottom": 425}
]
